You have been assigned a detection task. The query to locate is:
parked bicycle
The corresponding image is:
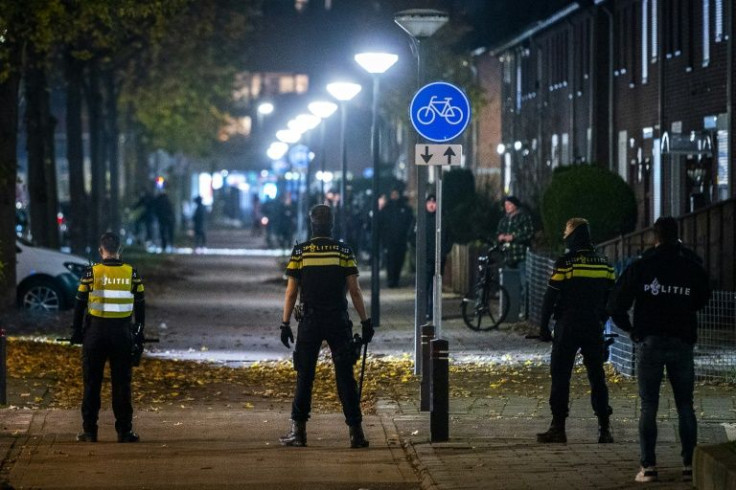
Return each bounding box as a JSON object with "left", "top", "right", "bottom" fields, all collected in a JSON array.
[{"left": 461, "top": 243, "right": 510, "bottom": 331}]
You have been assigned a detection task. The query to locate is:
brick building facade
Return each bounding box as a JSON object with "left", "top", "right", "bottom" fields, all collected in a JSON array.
[{"left": 475, "top": 0, "right": 734, "bottom": 229}]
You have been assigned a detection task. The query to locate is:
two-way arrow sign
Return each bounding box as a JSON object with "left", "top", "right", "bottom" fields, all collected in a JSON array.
[{"left": 414, "top": 144, "right": 462, "bottom": 166}]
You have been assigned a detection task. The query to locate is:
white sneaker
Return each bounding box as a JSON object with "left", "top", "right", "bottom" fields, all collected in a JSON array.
[
  {"left": 682, "top": 466, "right": 693, "bottom": 482},
  {"left": 635, "top": 466, "right": 658, "bottom": 483}
]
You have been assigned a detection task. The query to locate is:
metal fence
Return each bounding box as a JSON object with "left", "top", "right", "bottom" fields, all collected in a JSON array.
[{"left": 526, "top": 250, "right": 736, "bottom": 382}]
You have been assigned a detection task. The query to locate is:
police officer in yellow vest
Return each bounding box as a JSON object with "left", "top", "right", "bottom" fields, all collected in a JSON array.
[{"left": 71, "top": 232, "right": 145, "bottom": 443}]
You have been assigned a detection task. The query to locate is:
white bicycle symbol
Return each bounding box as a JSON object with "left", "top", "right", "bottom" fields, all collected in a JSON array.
[{"left": 416, "top": 96, "right": 464, "bottom": 125}]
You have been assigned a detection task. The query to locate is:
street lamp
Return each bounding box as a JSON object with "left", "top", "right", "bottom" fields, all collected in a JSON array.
[
  {"left": 326, "top": 81, "right": 362, "bottom": 241},
  {"left": 257, "top": 101, "right": 274, "bottom": 131},
  {"left": 354, "top": 51, "right": 398, "bottom": 330},
  {"left": 394, "top": 8, "right": 449, "bottom": 374},
  {"left": 308, "top": 101, "right": 339, "bottom": 199}
]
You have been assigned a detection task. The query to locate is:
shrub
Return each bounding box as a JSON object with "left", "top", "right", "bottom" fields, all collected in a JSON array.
[
  {"left": 541, "top": 164, "right": 636, "bottom": 249},
  {"left": 442, "top": 168, "right": 504, "bottom": 245}
]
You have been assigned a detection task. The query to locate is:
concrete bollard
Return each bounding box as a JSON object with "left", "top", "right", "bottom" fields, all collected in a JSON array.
[
  {"left": 420, "top": 324, "right": 435, "bottom": 412},
  {"left": 0, "top": 329, "right": 6, "bottom": 405},
  {"left": 430, "top": 338, "right": 449, "bottom": 442}
]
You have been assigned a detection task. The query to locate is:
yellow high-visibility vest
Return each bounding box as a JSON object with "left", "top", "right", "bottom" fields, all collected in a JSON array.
[{"left": 81, "top": 263, "right": 141, "bottom": 319}]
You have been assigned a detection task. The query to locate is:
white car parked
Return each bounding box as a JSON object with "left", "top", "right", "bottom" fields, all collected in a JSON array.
[{"left": 16, "top": 238, "right": 89, "bottom": 311}]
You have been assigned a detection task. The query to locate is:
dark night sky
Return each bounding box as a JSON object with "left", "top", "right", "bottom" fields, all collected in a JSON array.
[{"left": 252, "top": 0, "right": 575, "bottom": 76}]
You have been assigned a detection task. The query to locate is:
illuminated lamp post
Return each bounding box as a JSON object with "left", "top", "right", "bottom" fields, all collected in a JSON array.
[
  {"left": 325, "top": 81, "right": 362, "bottom": 241},
  {"left": 354, "top": 51, "right": 398, "bottom": 330},
  {"left": 308, "top": 101, "right": 339, "bottom": 198}
]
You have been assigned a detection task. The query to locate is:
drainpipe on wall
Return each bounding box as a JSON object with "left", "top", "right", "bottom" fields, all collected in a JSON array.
[
  {"left": 728, "top": 0, "right": 734, "bottom": 198},
  {"left": 589, "top": 10, "right": 596, "bottom": 162},
  {"left": 567, "top": 18, "right": 575, "bottom": 163},
  {"left": 600, "top": 3, "right": 615, "bottom": 172}
]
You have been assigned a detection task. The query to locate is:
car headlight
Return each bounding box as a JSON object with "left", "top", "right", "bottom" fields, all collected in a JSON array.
[{"left": 64, "top": 262, "right": 87, "bottom": 278}]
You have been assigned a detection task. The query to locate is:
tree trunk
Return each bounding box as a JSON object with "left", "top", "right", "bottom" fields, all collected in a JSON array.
[
  {"left": 85, "top": 59, "right": 105, "bottom": 241},
  {"left": 104, "top": 68, "right": 121, "bottom": 234},
  {"left": 0, "top": 68, "right": 21, "bottom": 312},
  {"left": 64, "top": 50, "right": 89, "bottom": 254},
  {"left": 25, "top": 44, "right": 60, "bottom": 249}
]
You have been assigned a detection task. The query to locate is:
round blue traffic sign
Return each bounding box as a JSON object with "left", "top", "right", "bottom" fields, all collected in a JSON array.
[{"left": 410, "top": 82, "right": 471, "bottom": 142}]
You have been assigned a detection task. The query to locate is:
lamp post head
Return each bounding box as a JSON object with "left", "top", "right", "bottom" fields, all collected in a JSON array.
[
  {"left": 308, "top": 100, "right": 338, "bottom": 119},
  {"left": 326, "top": 81, "right": 362, "bottom": 102},
  {"left": 394, "top": 9, "right": 449, "bottom": 39},
  {"left": 276, "top": 129, "right": 301, "bottom": 144},
  {"left": 267, "top": 141, "right": 289, "bottom": 160},
  {"left": 257, "top": 102, "right": 274, "bottom": 115},
  {"left": 354, "top": 52, "right": 399, "bottom": 74}
]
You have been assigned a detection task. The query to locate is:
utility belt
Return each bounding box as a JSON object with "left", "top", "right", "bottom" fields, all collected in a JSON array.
[{"left": 296, "top": 303, "right": 343, "bottom": 320}]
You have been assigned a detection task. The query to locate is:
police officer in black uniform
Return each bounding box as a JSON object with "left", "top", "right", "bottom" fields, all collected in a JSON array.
[
  {"left": 71, "top": 232, "right": 145, "bottom": 443},
  {"left": 279, "top": 204, "right": 374, "bottom": 448},
  {"left": 536, "top": 218, "right": 616, "bottom": 444},
  {"left": 607, "top": 217, "right": 710, "bottom": 483}
]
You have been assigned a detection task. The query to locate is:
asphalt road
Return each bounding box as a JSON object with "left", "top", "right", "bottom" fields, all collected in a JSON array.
[{"left": 141, "top": 227, "right": 549, "bottom": 366}]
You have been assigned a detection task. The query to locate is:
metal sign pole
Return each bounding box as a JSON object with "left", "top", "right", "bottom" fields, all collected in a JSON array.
[{"left": 434, "top": 169, "right": 443, "bottom": 338}]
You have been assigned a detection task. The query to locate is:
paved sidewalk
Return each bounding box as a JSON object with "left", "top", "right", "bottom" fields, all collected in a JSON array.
[
  {"left": 1, "top": 383, "right": 733, "bottom": 489},
  {"left": 0, "top": 398, "right": 418, "bottom": 489}
]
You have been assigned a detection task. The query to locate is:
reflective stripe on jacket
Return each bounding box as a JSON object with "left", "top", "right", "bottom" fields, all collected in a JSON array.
[{"left": 78, "top": 263, "right": 143, "bottom": 319}]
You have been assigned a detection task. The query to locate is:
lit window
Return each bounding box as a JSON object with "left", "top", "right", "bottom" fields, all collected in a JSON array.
[
  {"left": 714, "top": 0, "right": 723, "bottom": 42},
  {"left": 295, "top": 74, "right": 309, "bottom": 93},
  {"left": 280, "top": 76, "right": 295, "bottom": 93},
  {"left": 642, "top": 0, "right": 649, "bottom": 83},
  {"left": 703, "top": 0, "right": 710, "bottom": 66},
  {"left": 651, "top": 0, "right": 658, "bottom": 62}
]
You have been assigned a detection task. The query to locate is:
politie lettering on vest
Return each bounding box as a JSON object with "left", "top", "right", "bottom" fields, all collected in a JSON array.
[{"left": 643, "top": 278, "right": 691, "bottom": 296}]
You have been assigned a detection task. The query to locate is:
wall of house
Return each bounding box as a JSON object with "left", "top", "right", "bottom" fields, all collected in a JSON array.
[{"left": 482, "top": 0, "right": 733, "bottom": 234}]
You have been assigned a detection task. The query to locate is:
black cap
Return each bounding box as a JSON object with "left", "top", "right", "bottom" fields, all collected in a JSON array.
[
  {"left": 426, "top": 194, "right": 436, "bottom": 202},
  {"left": 504, "top": 195, "right": 522, "bottom": 207},
  {"left": 309, "top": 204, "right": 333, "bottom": 225}
]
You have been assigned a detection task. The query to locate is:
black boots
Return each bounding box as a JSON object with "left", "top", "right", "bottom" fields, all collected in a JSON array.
[
  {"left": 349, "top": 424, "right": 369, "bottom": 448},
  {"left": 598, "top": 416, "right": 614, "bottom": 443},
  {"left": 76, "top": 432, "right": 97, "bottom": 442},
  {"left": 537, "top": 418, "right": 567, "bottom": 443},
  {"left": 117, "top": 431, "right": 140, "bottom": 443},
  {"left": 279, "top": 420, "right": 307, "bottom": 447}
]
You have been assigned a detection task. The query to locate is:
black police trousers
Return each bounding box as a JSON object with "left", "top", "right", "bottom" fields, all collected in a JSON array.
[
  {"left": 291, "top": 310, "right": 362, "bottom": 426},
  {"left": 548, "top": 318, "right": 611, "bottom": 419},
  {"left": 81, "top": 319, "right": 134, "bottom": 434}
]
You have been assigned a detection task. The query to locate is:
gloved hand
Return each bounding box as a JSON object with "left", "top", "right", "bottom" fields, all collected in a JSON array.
[
  {"left": 629, "top": 331, "right": 643, "bottom": 343},
  {"left": 361, "top": 318, "right": 374, "bottom": 344},
  {"left": 70, "top": 329, "right": 84, "bottom": 345},
  {"left": 280, "top": 322, "right": 294, "bottom": 348},
  {"left": 538, "top": 328, "right": 552, "bottom": 342}
]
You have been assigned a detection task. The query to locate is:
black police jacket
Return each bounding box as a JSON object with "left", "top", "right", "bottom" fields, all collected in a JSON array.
[
  {"left": 540, "top": 223, "right": 616, "bottom": 331},
  {"left": 607, "top": 243, "right": 710, "bottom": 344}
]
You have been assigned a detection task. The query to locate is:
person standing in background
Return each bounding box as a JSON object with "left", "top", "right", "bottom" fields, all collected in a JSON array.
[
  {"left": 378, "top": 182, "right": 414, "bottom": 288},
  {"left": 496, "top": 195, "right": 534, "bottom": 318},
  {"left": 192, "top": 196, "right": 207, "bottom": 252}
]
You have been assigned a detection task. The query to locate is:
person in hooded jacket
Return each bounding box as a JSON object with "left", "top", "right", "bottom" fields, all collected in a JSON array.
[
  {"left": 607, "top": 217, "right": 710, "bottom": 483},
  {"left": 537, "top": 218, "right": 616, "bottom": 444}
]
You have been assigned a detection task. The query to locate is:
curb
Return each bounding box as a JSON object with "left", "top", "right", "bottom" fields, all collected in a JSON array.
[{"left": 694, "top": 442, "right": 736, "bottom": 489}]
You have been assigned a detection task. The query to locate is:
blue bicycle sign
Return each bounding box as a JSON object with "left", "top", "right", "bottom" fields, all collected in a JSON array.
[
  {"left": 410, "top": 82, "right": 471, "bottom": 142},
  {"left": 416, "top": 96, "right": 464, "bottom": 125}
]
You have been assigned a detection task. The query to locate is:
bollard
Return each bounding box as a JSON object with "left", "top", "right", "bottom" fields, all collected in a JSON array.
[
  {"left": 0, "top": 329, "right": 6, "bottom": 405},
  {"left": 420, "top": 324, "right": 435, "bottom": 411},
  {"left": 430, "top": 338, "right": 449, "bottom": 442}
]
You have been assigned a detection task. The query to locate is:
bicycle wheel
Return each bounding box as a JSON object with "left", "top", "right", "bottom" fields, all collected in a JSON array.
[
  {"left": 461, "top": 281, "right": 510, "bottom": 331},
  {"left": 416, "top": 106, "right": 435, "bottom": 125}
]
